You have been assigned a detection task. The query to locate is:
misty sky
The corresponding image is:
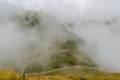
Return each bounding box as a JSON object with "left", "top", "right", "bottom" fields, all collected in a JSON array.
[{"left": 2, "top": 0, "right": 120, "bottom": 22}]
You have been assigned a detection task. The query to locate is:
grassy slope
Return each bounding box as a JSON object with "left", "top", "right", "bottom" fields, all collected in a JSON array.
[
  {"left": 0, "top": 69, "right": 120, "bottom": 80},
  {"left": 28, "top": 74, "right": 120, "bottom": 80},
  {"left": 25, "top": 40, "right": 97, "bottom": 74},
  {"left": 26, "top": 66, "right": 104, "bottom": 76},
  {"left": 0, "top": 70, "right": 22, "bottom": 80}
]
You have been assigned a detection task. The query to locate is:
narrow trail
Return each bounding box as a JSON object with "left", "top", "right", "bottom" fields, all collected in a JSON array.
[
  {"left": 26, "top": 65, "right": 105, "bottom": 77},
  {"left": 21, "top": 49, "right": 70, "bottom": 74}
]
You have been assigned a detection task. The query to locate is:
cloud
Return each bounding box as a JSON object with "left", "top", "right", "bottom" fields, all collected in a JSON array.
[
  {"left": 4, "top": 0, "right": 120, "bottom": 22},
  {"left": 1, "top": 0, "right": 120, "bottom": 72}
]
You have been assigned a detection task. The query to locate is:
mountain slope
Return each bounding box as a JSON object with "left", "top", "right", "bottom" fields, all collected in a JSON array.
[{"left": 0, "top": 2, "right": 101, "bottom": 75}]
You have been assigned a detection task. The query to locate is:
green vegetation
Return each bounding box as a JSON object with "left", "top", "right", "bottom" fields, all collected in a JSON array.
[
  {"left": 49, "top": 40, "right": 78, "bottom": 69},
  {"left": 49, "top": 52, "right": 77, "bottom": 69},
  {"left": 28, "top": 74, "right": 120, "bottom": 80},
  {"left": 79, "top": 60, "right": 97, "bottom": 68},
  {"left": 24, "top": 12, "right": 39, "bottom": 27},
  {"left": 24, "top": 39, "right": 97, "bottom": 75},
  {"left": 1, "top": 70, "right": 120, "bottom": 80},
  {"left": 0, "top": 70, "right": 22, "bottom": 80},
  {"left": 48, "top": 39, "right": 97, "bottom": 70},
  {"left": 42, "top": 67, "right": 104, "bottom": 75},
  {"left": 17, "top": 11, "right": 40, "bottom": 29},
  {"left": 25, "top": 63, "right": 43, "bottom": 74}
]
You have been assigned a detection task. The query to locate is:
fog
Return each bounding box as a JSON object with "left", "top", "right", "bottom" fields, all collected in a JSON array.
[
  {"left": 1, "top": 0, "right": 120, "bottom": 72},
  {"left": 0, "top": 1, "right": 71, "bottom": 71},
  {"left": 6, "top": 0, "right": 120, "bottom": 23}
]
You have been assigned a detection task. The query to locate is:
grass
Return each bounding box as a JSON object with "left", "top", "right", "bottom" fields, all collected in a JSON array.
[
  {"left": 0, "top": 70, "right": 22, "bottom": 80},
  {"left": 1, "top": 70, "right": 120, "bottom": 80},
  {"left": 28, "top": 74, "right": 120, "bottom": 80},
  {"left": 36, "top": 66, "right": 104, "bottom": 75}
]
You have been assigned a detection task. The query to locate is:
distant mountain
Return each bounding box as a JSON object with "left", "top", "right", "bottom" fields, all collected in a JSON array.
[{"left": 0, "top": 2, "right": 101, "bottom": 75}]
